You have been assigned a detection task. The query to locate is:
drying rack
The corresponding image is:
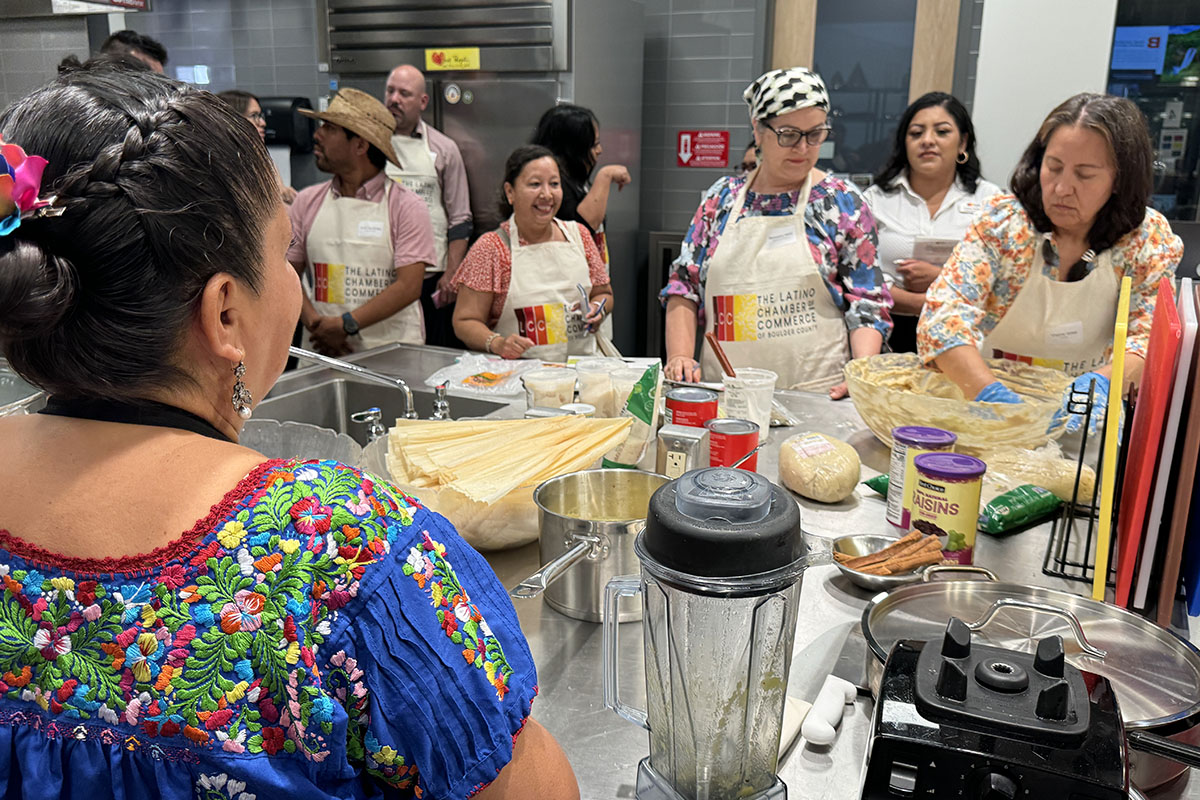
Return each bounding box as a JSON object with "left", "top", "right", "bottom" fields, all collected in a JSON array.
[{"left": 1041, "top": 378, "right": 1134, "bottom": 586}]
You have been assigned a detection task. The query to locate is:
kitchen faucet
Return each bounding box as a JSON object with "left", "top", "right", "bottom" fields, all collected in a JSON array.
[{"left": 288, "top": 346, "right": 420, "bottom": 420}]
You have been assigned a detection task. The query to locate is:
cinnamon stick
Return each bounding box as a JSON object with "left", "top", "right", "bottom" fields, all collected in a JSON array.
[
  {"left": 843, "top": 531, "right": 923, "bottom": 570},
  {"left": 880, "top": 547, "right": 946, "bottom": 574}
]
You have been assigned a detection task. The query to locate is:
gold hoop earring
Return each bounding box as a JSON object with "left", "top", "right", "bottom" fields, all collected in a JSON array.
[{"left": 957, "top": 152, "right": 968, "bottom": 165}]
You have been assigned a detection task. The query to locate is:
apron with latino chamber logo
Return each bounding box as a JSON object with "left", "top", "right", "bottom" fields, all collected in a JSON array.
[
  {"left": 302, "top": 181, "right": 424, "bottom": 350},
  {"left": 387, "top": 123, "right": 449, "bottom": 272},
  {"left": 493, "top": 216, "right": 597, "bottom": 361},
  {"left": 981, "top": 236, "right": 1118, "bottom": 375},
  {"left": 701, "top": 168, "right": 851, "bottom": 392}
]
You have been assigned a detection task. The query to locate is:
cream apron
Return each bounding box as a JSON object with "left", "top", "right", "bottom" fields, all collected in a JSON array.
[
  {"left": 701, "top": 169, "right": 851, "bottom": 391},
  {"left": 387, "top": 122, "right": 448, "bottom": 272},
  {"left": 493, "top": 216, "right": 596, "bottom": 361},
  {"left": 303, "top": 182, "right": 424, "bottom": 350},
  {"left": 981, "top": 236, "right": 1118, "bottom": 374}
]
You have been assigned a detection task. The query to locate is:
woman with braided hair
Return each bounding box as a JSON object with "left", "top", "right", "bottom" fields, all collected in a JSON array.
[{"left": 0, "top": 61, "right": 575, "bottom": 799}]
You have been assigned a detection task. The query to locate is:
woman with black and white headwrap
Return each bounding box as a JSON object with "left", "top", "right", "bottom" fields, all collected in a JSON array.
[{"left": 660, "top": 67, "right": 893, "bottom": 397}]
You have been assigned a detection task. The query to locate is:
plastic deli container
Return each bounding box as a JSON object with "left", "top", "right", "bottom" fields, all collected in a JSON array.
[
  {"left": 574, "top": 358, "right": 624, "bottom": 417},
  {"left": 721, "top": 368, "right": 777, "bottom": 444},
  {"left": 910, "top": 452, "right": 987, "bottom": 565},
  {"left": 706, "top": 418, "right": 759, "bottom": 471},
  {"left": 885, "top": 426, "right": 957, "bottom": 529},
  {"left": 559, "top": 403, "right": 596, "bottom": 417},
  {"left": 610, "top": 367, "right": 646, "bottom": 416},
  {"left": 522, "top": 368, "right": 577, "bottom": 408}
]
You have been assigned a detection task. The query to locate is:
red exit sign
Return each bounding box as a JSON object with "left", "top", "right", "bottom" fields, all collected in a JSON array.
[{"left": 676, "top": 130, "right": 729, "bottom": 168}]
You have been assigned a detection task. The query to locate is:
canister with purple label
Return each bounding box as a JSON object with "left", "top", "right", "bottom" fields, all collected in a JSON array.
[
  {"left": 910, "top": 452, "right": 987, "bottom": 564},
  {"left": 885, "top": 426, "right": 957, "bottom": 529}
]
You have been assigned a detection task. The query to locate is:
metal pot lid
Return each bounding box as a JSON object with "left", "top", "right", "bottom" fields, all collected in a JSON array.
[{"left": 862, "top": 578, "right": 1200, "bottom": 729}]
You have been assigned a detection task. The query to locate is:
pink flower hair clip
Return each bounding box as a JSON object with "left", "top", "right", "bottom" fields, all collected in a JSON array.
[{"left": 0, "top": 139, "right": 55, "bottom": 237}]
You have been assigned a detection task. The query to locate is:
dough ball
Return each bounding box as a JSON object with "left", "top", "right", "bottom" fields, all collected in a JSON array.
[{"left": 779, "top": 432, "right": 861, "bottom": 503}]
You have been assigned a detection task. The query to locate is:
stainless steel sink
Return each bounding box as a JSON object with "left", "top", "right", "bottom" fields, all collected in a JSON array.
[
  {"left": 0, "top": 363, "right": 43, "bottom": 416},
  {"left": 256, "top": 377, "right": 508, "bottom": 445}
]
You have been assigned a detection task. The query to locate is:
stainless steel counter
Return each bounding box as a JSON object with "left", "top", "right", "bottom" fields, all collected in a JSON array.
[{"left": 264, "top": 346, "right": 1199, "bottom": 799}]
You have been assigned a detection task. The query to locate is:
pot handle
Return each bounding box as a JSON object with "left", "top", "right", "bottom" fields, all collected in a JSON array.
[
  {"left": 965, "top": 598, "right": 1107, "bottom": 659},
  {"left": 923, "top": 564, "right": 997, "bottom": 582},
  {"left": 1127, "top": 729, "right": 1200, "bottom": 769},
  {"left": 509, "top": 534, "right": 601, "bottom": 599},
  {"left": 603, "top": 575, "right": 649, "bottom": 730}
]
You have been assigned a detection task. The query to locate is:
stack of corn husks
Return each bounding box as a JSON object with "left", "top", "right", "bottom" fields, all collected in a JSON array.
[{"left": 385, "top": 416, "right": 632, "bottom": 550}]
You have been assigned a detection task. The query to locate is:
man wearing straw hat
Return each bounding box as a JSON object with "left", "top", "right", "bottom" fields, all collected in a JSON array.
[{"left": 288, "top": 88, "right": 435, "bottom": 356}]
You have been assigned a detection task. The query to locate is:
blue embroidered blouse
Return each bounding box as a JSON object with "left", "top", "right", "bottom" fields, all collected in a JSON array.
[{"left": 0, "top": 458, "right": 537, "bottom": 800}]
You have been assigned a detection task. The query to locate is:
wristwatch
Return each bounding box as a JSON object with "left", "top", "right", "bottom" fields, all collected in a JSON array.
[{"left": 341, "top": 312, "right": 360, "bottom": 336}]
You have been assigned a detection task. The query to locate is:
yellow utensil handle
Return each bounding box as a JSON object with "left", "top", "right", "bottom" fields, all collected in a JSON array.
[{"left": 1093, "top": 276, "right": 1132, "bottom": 601}]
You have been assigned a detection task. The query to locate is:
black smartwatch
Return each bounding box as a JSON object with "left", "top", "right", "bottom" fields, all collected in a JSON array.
[{"left": 341, "top": 311, "right": 360, "bottom": 336}]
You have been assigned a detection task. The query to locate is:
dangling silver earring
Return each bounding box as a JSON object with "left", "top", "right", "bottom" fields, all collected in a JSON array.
[{"left": 232, "top": 361, "right": 253, "bottom": 420}]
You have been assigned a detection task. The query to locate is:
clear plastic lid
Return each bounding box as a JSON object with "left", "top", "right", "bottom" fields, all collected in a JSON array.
[{"left": 674, "top": 467, "right": 772, "bottom": 523}]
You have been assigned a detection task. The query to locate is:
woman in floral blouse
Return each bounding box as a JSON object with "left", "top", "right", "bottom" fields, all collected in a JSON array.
[
  {"left": 661, "top": 67, "right": 892, "bottom": 397},
  {"left": 918, "top": 93, "right": 1182, "bottom": 433},
  {"left": 0, "top": 61, "right": 576, "bottom": 799}
]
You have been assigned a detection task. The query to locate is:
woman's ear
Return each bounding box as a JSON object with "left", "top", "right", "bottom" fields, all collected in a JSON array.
[
  {"left": 195, "top": 272, "right": 246, "bottom": 365},
  {"left": 503, "top": 181, "right": 514, "bottom": 205}
]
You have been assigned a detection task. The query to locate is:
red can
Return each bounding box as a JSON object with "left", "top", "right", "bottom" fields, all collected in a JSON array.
[
  {"left": 665, "top": 387, "right": 720, "bottom": 428},
  {"left": 706, "top": 418, "right": 759, "bottom": 471}
]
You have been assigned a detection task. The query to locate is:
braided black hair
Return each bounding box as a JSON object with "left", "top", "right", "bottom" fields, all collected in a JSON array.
[{"left": 0, "top": 60, "right": 279, "bottom": 400}]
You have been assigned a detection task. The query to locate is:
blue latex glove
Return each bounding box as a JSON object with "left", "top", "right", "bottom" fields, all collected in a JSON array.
[
  {"left": 974, "top": 381, "right": 1022, "bottom": 404},
  {"left": 1058, "top": 371, "right": 1110, "bottom": 435}
]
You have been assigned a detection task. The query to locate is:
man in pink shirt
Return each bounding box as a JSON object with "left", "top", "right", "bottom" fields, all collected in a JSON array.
[
  {"left": 385, "top": 64, "right": 474, "bottom": 348},
  {"left": 288, "top": 89, "right": 435, "bottom": 356}
]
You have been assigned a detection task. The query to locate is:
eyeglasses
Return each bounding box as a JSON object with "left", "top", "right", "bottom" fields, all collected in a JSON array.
[
  {"left": 248, "top": 112, "right": 265, "bottom": 122},
  {"left": 759, "top": 120, "right": 832, "bottom": 149},
  {"left": 734, "top": 160, "right": 757, "bottom": 177}
]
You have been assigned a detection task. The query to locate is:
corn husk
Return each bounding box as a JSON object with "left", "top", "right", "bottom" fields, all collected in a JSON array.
[{"left": 382, "top": 416, "right": 633, "bottom": 550}]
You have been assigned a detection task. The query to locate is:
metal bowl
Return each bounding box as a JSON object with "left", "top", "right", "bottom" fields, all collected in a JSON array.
[{"left": 832, "top": 533, "right": 929, "bottom": 591}]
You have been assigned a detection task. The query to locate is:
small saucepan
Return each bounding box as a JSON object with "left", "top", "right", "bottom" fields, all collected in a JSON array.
[
  {"left": 510, "top": 469, "right": 670, "bottom": 623},
  {"left": 861, "top": 566, "right": 1200, "bottom": 791}
]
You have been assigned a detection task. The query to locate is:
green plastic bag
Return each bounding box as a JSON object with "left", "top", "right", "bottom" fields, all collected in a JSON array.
[
  {"left": 602, "top": 364, "right": 661, "bottom": 469},
  {"left": 978, "top": 484, "right": 1062, "bottom": 534},
  {"left": 862, "top": 474, "right": 889, "bottom": 496}
]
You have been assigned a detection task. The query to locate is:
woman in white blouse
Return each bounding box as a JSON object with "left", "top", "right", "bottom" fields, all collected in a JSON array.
[{"left": 864, "top": 93, "right": 1000, "bottom": 351}]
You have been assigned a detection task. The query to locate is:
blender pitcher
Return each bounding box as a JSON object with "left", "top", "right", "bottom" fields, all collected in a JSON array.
[{"left": 602, "top": 468, "right": 814, "bottom": 800}]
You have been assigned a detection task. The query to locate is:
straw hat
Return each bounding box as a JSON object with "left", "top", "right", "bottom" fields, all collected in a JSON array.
[{"left": 299, "top": 89, "right": 401, "bottom": 168}]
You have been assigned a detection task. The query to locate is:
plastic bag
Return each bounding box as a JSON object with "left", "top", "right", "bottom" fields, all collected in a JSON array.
[
  {"left": 862, "top": 474, "right": 889, "bottom": 496},
  {"left": 979, "top": 442, "right": 1096, "bottom": 505},
  {"left": 423, "top": 354, "right": 545, "bottom": 397},
  {"left": 978, "top": 484, "right": 1062, "bottom": 534},
  {"left": 602, "top": 363, "right": 662, "bottom": 469}
]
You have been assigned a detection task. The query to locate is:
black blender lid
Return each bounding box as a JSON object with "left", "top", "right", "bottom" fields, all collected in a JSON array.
[{"left": 642, "top": 468, "right": 803, "bottom": 580}]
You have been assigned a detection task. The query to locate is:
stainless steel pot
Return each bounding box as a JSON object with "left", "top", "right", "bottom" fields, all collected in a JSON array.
[
  {"left": 861, "top": 566, "right": 1200, "bottom": 791},
  {"left": 510, "top": 469, "right": 669, "bottom": 623}
]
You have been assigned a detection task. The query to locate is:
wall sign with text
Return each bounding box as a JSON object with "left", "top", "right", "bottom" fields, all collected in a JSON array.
[{"left": 676, "top": 130, "right": 729, "bottom": 168}]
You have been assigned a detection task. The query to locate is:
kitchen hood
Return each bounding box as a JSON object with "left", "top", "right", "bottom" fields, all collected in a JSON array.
[{"left": 2, "top": 0, "right": 149, "bottom": 17}]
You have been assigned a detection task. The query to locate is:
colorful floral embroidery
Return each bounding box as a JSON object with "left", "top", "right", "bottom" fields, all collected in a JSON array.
[
  {"left": 403, "top": 532, "right": 513, "bottom": 701},
  {"left": 196, "top": 772, "right": 257, "bottom": 800},
  {"left": 0, "top": 459, "right": 419, "bottom": 765}
]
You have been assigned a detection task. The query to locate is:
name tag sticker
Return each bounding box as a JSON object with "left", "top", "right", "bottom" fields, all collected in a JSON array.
[
  {"left": 1046, "top": 320, "right": 1084, "bottom": 345},
  {"left": 766, "top": 225, "right": 798, "bottom": 250},
  {"left": 958, "top": 200, "right": 981, "bottom": 214},
  {"left": 357, "top": 220, "right": 385, "bottom": 239}
]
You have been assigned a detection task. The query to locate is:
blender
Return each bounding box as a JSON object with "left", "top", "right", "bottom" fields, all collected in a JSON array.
[{"left": 603, "top": 467, "right": 816, "bottom": 800}]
